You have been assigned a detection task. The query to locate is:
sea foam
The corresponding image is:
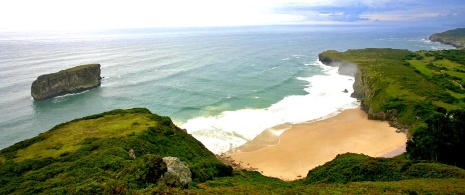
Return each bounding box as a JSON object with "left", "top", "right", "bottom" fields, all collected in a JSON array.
[{"left": 181, "top": 60, "right": 360, "bottom": 154}]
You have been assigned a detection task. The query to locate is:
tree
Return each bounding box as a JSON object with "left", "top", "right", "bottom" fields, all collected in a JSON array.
[{"left": 407, "top": 111, "right": 465, "bottom": 168}]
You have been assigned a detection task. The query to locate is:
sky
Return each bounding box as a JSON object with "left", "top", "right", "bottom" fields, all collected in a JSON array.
[{"left": 0, "top": 0, "right": 464, "bottom": 31}]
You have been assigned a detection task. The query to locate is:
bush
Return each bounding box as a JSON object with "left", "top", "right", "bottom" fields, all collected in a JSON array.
[
  {"left": 305, "top": 153, "right": 465, "bottom": 184},
  {"left": 120, "top": 154, "right": 167, "bottom": 186}
]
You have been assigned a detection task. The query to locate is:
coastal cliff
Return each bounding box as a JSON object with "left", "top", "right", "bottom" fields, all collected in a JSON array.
[
  {"left": 31, "top": 64, "right": 102, "bottom": 100},
  {"left": 319, "top": 47, "right": 465, "bottom": 135},
  {"left": 318, "top": 49, "right": 419, "bottom": 133},
  {"left": 318, "top": 51, "right": 397, "bottom": 119},
  {"left": 429, "top": 28, "right": 465, "bottom": 49}
]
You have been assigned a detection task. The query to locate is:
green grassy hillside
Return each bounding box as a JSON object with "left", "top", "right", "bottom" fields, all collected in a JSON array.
[
  {"left": 319, "top": 48, "right": 465, "bottom": 131},
  {"left": 1, "top": 108, "right": 465, "bottom": 194},
  {"left": 0, "top": 108, "right": 232, "bottom": 194},
  {"left": 430, "top": 28, "right": 465, "bottom": 49}
]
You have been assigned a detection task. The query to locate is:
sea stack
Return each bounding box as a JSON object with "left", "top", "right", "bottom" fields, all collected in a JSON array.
[{"left": 31, "top": 64, "right": 101, "bottom": 100}]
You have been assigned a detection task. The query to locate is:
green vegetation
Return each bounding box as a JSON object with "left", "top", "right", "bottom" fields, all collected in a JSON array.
[
  {"left": 319, "top": 48, "right": 464, "bottom": 129},
  {"left": 0, "top": 108, "right": 231, "bottom": 194},
  {"left": 323, "top": 49, "right": 465, "bottom": 125},
  {"left": 408, "top": 110, "right": 465, "bottom": 168},
  {"left": 1, "top": 108, "right": 465, "bottom": 194},
  {"left": 319, "top": 48, "right": 465, "bottom": 170},
  {"left": 429, "top": 28, "right": 465, "bottom": 49},
  {"left": 306, "top": 153, "right": 465, "bottom": 184},
  {"left": 60, "top": 63, "right": 100, "bottom": 73}
]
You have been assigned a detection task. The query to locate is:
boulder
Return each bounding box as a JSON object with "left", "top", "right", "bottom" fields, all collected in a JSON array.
[
  {"left": 161, "top": 157, "right": 192, "bottom": 188},
  {"left": 128, "top": 149, "right": 136, "bottom": 159},
  {"left": 31, "top": 64, "right": 101, "bottom": 100}
]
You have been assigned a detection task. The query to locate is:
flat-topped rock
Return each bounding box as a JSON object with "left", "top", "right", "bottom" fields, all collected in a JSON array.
[{"left": 31, "top": 64, "right": 101, "bottom": 100}]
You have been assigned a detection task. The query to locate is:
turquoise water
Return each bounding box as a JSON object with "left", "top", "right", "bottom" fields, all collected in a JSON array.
[{"left": 0, "top": 26, "right": 454, "bottom": 151}]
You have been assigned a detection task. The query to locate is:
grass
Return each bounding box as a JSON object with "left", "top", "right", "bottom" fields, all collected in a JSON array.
[
  {"left": 151, "top": 170, "right": 465, "bottom": 194},
  {"left": 0, "top": 108, "right": 232, "bottom": 194},
  {"left": 410, "top": 51, "right": 465, "bottom": 104},
  {"left": 170, "top": 170, "right": 465, "bottom": 194},
  {"left": 319, "top": 48, "right": 465, "bottom": 133},
  {"left": 449, "top": 90, "right": 465, "bottom": 99},
  {"left": 14, "top": 113, "right": 156, "bottom": 162},
  {"left": 60, "top": 64, "right": 100, "bottom": 73},
  {"left": 2, "top": 108, "right": 465, "bottom": 194},
  {"left": 408, "top": 60, "right": 434, "bottom": 76}
]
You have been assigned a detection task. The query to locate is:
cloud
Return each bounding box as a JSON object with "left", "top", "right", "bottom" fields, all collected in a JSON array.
[
  {"left": 269, "top": 0, "right": 465, "bottom": 25},
  {"left": 0, "top": 0, "right": 464, "bottom": 30},
  {"left": 271, "top": 0, "right": 410, "bottom": 23}
]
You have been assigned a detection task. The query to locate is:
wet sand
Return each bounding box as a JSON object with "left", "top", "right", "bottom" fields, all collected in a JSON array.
[{"left": 230, "top": 108, "right": 407, "bottom": 181}]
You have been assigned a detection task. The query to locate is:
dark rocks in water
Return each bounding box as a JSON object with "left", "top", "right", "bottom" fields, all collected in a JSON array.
[
  {"left": 31, "top": 64, "right": 101, "bottom": 100},
  {"left": 342, "top": 89, "right": 349, "bottom": 93}
]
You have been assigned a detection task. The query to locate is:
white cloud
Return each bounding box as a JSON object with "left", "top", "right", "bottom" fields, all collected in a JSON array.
[{"left": 0, "top": 0, "right": 464, "bottom": 30}]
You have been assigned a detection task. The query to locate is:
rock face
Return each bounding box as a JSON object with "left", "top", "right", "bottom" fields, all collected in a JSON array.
[
  {"left": 318, "top": 53, "right": 409, "bottom": 133},
  {"left": 31, "top": 64, "right": 101, "bottom": 100},
  {"left": 161, "top": 157, "right": 192, "bottom": 188}
]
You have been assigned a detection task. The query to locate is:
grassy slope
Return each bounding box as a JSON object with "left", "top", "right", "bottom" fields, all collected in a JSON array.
[
  {"left": 0, "top": 108, "right": 232, "bottom": 194},
  {"left": 1, "top": 108, "right": 465, "bottom": 194},
  {"left": 319, "top": 48, "right": 465, "bottom": 132}
]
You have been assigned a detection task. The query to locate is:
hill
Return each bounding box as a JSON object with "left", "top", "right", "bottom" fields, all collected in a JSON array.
[
  {"left": 429, "top": 28, "right": 465, "bottom": 49},
  {"left": 0, "top": 108, "right": 232, "bottom": 194},
  {"left": 1, "top": 108, "right": 465, "bottom": 194}
]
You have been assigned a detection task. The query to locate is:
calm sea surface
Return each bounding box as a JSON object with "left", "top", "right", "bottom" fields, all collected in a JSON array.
[{"left": 0, "top": 25, "right": 454, "bottom": 152}]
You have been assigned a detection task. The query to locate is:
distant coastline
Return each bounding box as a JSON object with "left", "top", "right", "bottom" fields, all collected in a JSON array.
[{"left": 429, "top": 28, "right": 465, "bottom": 49}]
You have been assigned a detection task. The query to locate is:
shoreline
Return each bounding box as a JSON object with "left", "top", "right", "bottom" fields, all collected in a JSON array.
[{"left": 229, "top": 108, "right": 407, "bottom": 181}]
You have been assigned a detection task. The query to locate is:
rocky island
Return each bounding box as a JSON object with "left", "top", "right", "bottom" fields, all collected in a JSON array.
[
  {"left": 31, "top": 64, "right": 102, "bottom": 100},
  {"left": 429, "top": 28, "right": 465, "bottom": 49}
]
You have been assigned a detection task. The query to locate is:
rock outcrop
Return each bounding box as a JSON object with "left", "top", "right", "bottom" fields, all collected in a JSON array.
[
  {"left": 31, "top": 64, "right": 101, "bottom": 100},
  {"left": 161, "top": 157, "right": 192, "bottom": 188}
]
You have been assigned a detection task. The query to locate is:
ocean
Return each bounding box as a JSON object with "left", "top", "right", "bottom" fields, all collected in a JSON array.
[{"left": 0, "top": 25, "right": 454, "bottom": 152}]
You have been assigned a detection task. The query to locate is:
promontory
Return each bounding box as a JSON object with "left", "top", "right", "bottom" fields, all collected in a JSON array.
[
  {"left": 31, "top": 64, "right": 102, "bottom": 100},
  {"left": 429, "top": 28, "right": 465, "bottom": 49}
]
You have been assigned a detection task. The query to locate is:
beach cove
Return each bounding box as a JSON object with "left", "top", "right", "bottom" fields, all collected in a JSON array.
[{"left": 230, "top": 108, "right": 407, "bottom": 180}]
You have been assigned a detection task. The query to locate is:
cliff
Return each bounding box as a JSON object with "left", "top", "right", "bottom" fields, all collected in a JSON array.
[
  {"left": 429, "top": 28, "right": 465, "bottom": 49},
  {"left": 31, "top": 64, "right": 102, "bottom": 100},
  {"left": 318, "top": 49, "right": 426, "bottom": 133},
  {"left": 318, "top": 48, "right": 465, "bottom": 135},
  {"left": 318, "top": 50, "right": 399, "bottom": 120}
]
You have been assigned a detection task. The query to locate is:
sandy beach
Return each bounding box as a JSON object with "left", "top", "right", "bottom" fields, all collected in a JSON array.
[{"left": 230, "top": 108, "right": 407, "bottom": 181}]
